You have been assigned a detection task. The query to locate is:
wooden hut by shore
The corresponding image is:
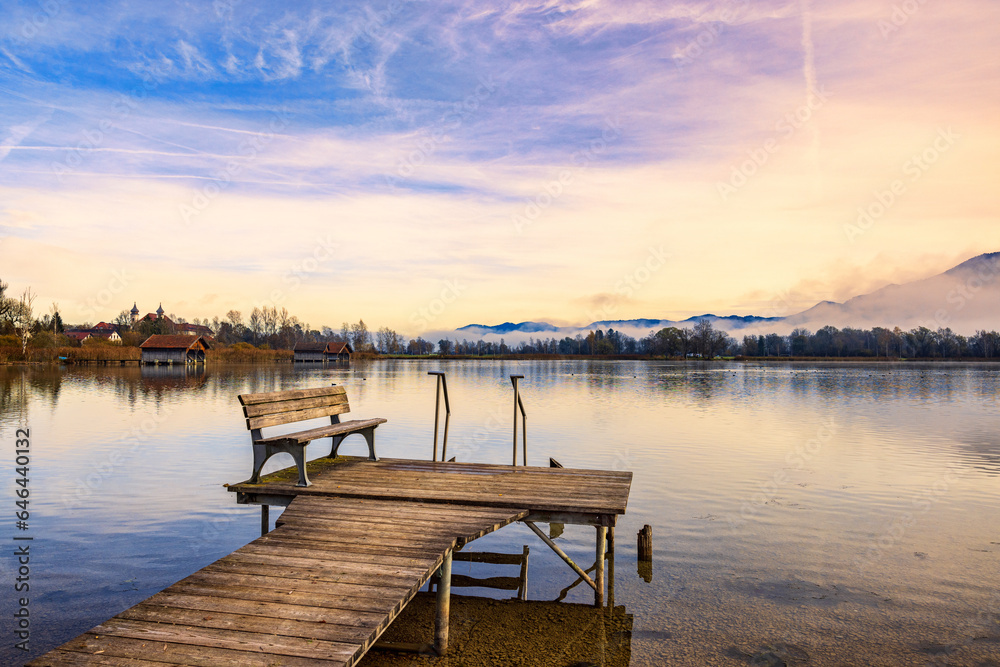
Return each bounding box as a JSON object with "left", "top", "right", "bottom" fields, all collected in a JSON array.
[
  {"left": 139, "top": 335, "right": 211, "bottom": 365},
  {"left": 293, "top": 341, "right": 352, "bottom": 363}
]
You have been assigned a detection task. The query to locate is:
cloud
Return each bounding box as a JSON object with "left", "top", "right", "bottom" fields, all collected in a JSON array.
[{"left": 0, "top": 0, "right": 997, "bottom": 333}]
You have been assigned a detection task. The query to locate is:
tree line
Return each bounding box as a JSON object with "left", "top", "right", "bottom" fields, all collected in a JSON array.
[{"left": 2, "top": 278, "right": 998, "bottom": 359}]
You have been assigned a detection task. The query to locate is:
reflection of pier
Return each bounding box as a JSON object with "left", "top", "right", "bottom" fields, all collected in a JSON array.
[
  {"left": 30, "top": 458, "right": 631, "bottom": 666},
  {"left": 364, "top": 593, "right": 633, "bottom": 666}
]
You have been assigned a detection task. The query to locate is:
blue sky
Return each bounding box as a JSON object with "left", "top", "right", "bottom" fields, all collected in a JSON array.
[{"left": 1, "top": 0, "right": 998, "bottom": 333}]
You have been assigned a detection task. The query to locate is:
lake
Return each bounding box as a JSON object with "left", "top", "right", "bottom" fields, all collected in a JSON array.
[{"left": 1, "top": 360, "right": 998, "bottom": 665}]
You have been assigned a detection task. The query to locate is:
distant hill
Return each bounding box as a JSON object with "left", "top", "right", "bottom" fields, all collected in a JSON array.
[{"left": 451, "top": 252, "right": 1000, "bottom": 340}]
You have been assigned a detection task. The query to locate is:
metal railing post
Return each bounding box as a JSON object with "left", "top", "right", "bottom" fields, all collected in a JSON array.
[
  {"left": 428, "top": 372, "right": 451, "bottom": 462},
  {"left": 510, "top": 375, "right": 526, "bottom": 466}
]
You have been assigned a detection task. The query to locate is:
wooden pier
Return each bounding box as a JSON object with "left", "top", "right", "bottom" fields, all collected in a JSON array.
[{"left": 29, "top": 457, "right": 631, "bottom": 666}]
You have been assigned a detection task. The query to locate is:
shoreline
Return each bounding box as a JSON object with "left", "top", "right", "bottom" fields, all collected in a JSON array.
[{"left": 3, "top": 354, "right": 999, "bottom": 366}]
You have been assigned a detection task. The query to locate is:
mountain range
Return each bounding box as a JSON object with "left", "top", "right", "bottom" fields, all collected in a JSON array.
[{"left": 453, "top": 252, "right": 1000, "bottom": 341}]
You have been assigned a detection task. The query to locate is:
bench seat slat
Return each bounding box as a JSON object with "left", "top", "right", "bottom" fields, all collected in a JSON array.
[
  {"left": 257, "top": 418, "right": 388, "bottom": 446},
  {"left": 247, "top": 404, "right": 351, "bottom": 430},
  {"left": 239, "top": 386, "right": 346, "bottom": 406},
  {"left": 243, "top": 393, "right": 349, "bottom": 418}
]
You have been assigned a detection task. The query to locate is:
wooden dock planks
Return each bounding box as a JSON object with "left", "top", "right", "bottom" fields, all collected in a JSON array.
[
  {"left": 28, "top": 498, "right": 528, "bottom": 667},
  {"left": 229, "top": 458, "right": 633, "bottom": 515},
  {"left": 30, "top": 458, "right": 632, "bottom": 667}
]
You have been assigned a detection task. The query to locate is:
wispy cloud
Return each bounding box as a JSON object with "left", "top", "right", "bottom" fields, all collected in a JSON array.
[{"left": 0, "top": 0, "right": 997, "bottom": 332}]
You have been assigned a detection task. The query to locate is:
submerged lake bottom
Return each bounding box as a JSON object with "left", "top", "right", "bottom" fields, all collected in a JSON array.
[{"left": 1, "top": 360, "right": 998, "bottom": 665}]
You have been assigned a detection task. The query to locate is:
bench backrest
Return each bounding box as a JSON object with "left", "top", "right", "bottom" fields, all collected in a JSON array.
[{"left": 238, "top": 386, "right": 351, "bottom": 431}]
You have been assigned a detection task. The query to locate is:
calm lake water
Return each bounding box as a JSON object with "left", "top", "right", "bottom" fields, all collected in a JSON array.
[{"left": 1, "top": 360, "right": 998, "bottom": 666}]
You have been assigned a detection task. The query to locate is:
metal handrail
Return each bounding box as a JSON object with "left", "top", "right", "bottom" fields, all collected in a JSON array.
[
  {"left": 428, "top": 372, "right": 451, "bottom": 461},
  {"left": 510, "top": 375, "right": 527, "bottom": 465}
]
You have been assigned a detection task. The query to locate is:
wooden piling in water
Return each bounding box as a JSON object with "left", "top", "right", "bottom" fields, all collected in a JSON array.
[{"left": 435, "top": 551, "right": 453, "bottom": 655}]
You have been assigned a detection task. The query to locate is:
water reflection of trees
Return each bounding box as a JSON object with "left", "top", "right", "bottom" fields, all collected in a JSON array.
[{"left": 0, "top": 368, "right": 64, "bottom": 424}]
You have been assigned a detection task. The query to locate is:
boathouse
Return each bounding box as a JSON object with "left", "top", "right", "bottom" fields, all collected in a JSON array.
[
  {"left": 293, "top": 341, "right": 352, "bottom": 363},
  {"left": 139, "top": 334, "right": 210, "bottom": 365}
]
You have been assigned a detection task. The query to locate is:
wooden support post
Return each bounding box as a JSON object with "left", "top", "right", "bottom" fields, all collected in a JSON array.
[
  {"left": 607, "top": 526, "right": 615, "bottom": 608},
  {"left": 524, "top": 521, "right": 597, "bottom": 591},
  {"left": 595, "top": 525, "right": 606, "bottom": 607},
  {"left": 638, "top": 524, "right": 652, "bottom": 560},
  {"left": 261, "top": 505, "right": 269, "bottom": 536},
  {"left": 638, "top": 524, "right": 653, "bottom": 583},
  {"left": 434, "top": 551, "right": 452, "bottom": 656},
  {"left": 518, "top": 544, "right": 529, "bottom": 601}
]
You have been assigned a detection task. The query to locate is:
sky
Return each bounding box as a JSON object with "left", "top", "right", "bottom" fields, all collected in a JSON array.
[{"left": 1, "top": 0, "right": 998, "bottom": 336}]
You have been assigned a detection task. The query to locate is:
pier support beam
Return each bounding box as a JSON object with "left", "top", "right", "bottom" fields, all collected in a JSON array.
[
  {"left": 434, "top": 551, "right": 453, "bottom": 655},
  {"left": 524, "top": 521, "right": 597, "bottom": 592},
  {"left": 261, "top": 505, "right": 269, "bottom": 536},
  {"left": 595, "top": 525, "right": 606, "bottom": 607}
]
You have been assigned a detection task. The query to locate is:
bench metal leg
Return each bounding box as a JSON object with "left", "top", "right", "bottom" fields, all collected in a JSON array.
[
  {"left": 362, "top": 427, "right": 378, "bottom": 461},
  {"left": 329, "top": 435, "right": 344, "bottom": 458},
  {"left": 328, "top": 428, "right": 379, "bottom": 462},
  {"left": 250, "top": 443, "right": 269, "bottom": 484},
  {"left": 250, "top": 442, "right": 311, "bottom": 487},
  {"left": 289, "top": 446, "right": 311, "bottom": 487}
]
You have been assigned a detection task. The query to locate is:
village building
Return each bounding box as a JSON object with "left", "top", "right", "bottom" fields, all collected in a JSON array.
[
  {"left": 64, "top": 328, "right": 122, "bottom": 344},
  {"left": 132, "top": 303, "right": 213, "bottom": 337},
  {"left": 139, "top": 335, "right": 211, "bottom": 365},
  {"left": 293, "top": 341, "right": 353, "bottom": 363}
]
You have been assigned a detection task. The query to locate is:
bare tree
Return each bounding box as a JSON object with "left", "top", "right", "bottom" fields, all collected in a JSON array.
[
  {"left": 350, "top": 319, "right": 371, "bottom": 351},
  {"left": 0, "top": 278, "right": 10, "bottom": 322},
  {"left": 249, "top": 307, "right": 263, "bottom": 344},
  {"left": 261, "top": 306, "right": 278, "bottom": 338},
  {"left": 12, "top": 288, "right": 36, "bottom": 355},
  {"left": 112, "top": 309, "right": 132, "bottom": 329},
  {"left": 376, "top": 326, "right": 399, "bottom": 354}
]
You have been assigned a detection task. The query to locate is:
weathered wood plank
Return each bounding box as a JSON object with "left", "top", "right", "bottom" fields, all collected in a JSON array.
[
  {"left": 165, "top": 580, "right": 401, "bottom": 615},
  {"left": 253, "top": 417, "right": 386, "bottom": 441},
  {"left": 195, "top": 563, "right": 422, "bottom": 594},
  {"left": 238, "top": 386, "right": 346, "bottom": 406},
  {"left": 217, "top": 551, "right": 430, "bottom": 580},
  {"left": 247, "top": 405, "right": 356, "bottom": 431},
  {"left": 89, "top": 618, "right": 360, "bottom": 663},
  {"left": 27, "top": 650, "right": 181, "bottom": 667},
  {"left": 237, "top": 542, "right": 438, "bottom": 569},
  {"left": 118, "top": 604, "right": 372, "bottom": 644},
  {"left": 136, "top": 591, "right": 386, "bottom": 626},
  {"left": 32, "top": 633, "right": 346, "bottom": 667},
  {"left": 242, "top": 393, "right": 349, "bottom": 418},
  {"left": 249, "top": 481, "right": 627, "bottom": 514}
]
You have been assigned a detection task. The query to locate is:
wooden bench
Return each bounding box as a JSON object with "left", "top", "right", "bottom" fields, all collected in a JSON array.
[{"left": 238, "top": 385, "right": 386, "bottom": 487}]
